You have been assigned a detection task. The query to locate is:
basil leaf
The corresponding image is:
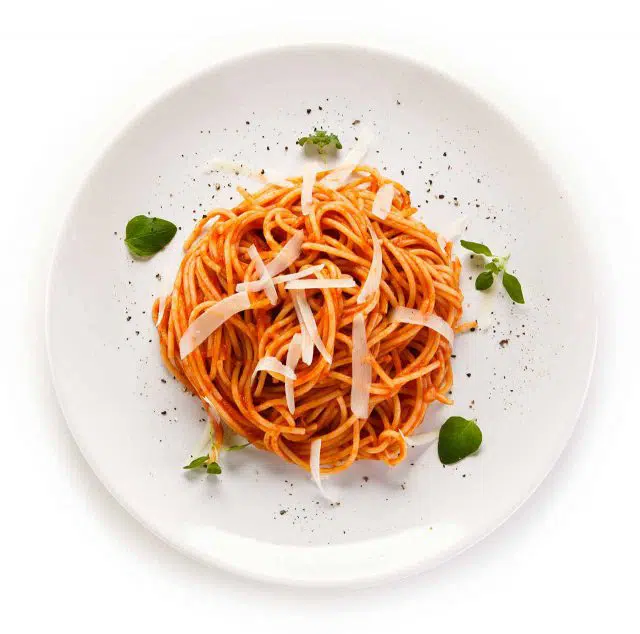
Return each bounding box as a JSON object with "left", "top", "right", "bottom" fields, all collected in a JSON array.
[
  {"left": 475, "top": 271, "right": 494, "bottom": 290},
  {"left": 225, "top": 443, "right": 250, "bottom": 451},
  {"left": 502, "top": 271, "right": 525, "bottom": 304},
  {"left": 460, "top": 240, "right": 492, "bottom": 257},
  {"left": 125, "top": 215, "right": 177, "bottom": 257},
  {"left": 486, "top": 260, "right": 502, "bottom": 274},
  {"left": 206, "top": 461, "right": 222, "bottom": 474},
  {"left": 438, "top": 416, "right": 483, "bottom": 464},
  {"left": 183, "top": 455, "right": 208, "bottom": 470}
]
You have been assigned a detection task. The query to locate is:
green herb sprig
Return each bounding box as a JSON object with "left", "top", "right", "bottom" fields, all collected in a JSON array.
[
  {"left": 183, "top": 455, "right": 222, "bottom": 475},
  {"left": 437, "top": 416, "right": 483, "bottom": 464},
  {"left": 225, "top": 443, "right": 251, "bottom": 451},
  {"left": 125, "top": 215, "right": 177, "bottom": 257},
  {"left": 296, "top": 130, "right": 342, "bottom": 156},
  {"left": 460, "top": 240, "right": 525, "bottom": 304}
]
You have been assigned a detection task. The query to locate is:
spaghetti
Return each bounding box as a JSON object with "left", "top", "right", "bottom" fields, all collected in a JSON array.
[{"left": 153, "top": 165, "right": 473, "bottom": 476}]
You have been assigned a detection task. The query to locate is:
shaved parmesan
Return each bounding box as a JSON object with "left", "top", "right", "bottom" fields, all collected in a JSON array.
[
  {"left": 179, "top": 292, "right": 251, "bottom": 359},
  {"left": 251, "top": 356, "right": 296, "bottom": 382},
  {"left": 205, "top": 158, "right": 292, "bottom": 188},
  {"left": 202, "top": 396, "right": 221, "bottom": 424},
  {"left": 247, "top": 245, "right": 277, "bottom": 305},
  {"left": 310, "top": 438, "right": 335, "bottom": 502},
  {"left": 357, "top": 226, "right": 383, "bottom": 304},
  {"left": 293, "top": 298, "right": 313, "bottom": 365},
  {"left": 322, "top": 128, "right": 374, "bottom": 189},
  {"left": 237, "top": 263, "right": 325, "bottom": 293},
  {"left": 441, "top": 214, "right": 468, "bottom": 244},
  {"left": 291, "top": 289, "right": 332, "bottom": 364},
  {"left": 371, "top": 183, "right": 395, "bottom": 219},
  {"left": 301, "top": 163, "right": 316, "bottom": 215},
  {"left": 389, "top": 306, "right": 455, "bottom": 344},
  {"left": 236, "top": 230, "right": 305, "bottom": 293},
  {"left": 155, "top": 295, "right": 167, "bottom": 327},
  {"left": 236, "top": 279, "right": 273, "bottom": 293},
  {"left": 434, "top": 215, "right": 468, "bottom": 256},
  {"left": 403, "top": 430, "right": 439, "bottom": 447},
  {"left": 266, "top": 230, "right": 305, "bottom": 277},
  {"left": 350, "top": 312, "right": 371, "bottom": 419},
  {"left": 285, "top": 277, "right": 355, "bottom": 290},
  {"left": 285, "top": 333, "right": 302, "bottom": 415},
  {"left": 270, "top": 264, "right": 325, "bottom": 285}
]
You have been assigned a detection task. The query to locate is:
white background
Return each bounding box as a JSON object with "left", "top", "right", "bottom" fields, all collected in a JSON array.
[{"left": 2, "top": 2, "right": 638, "bottom": 632}]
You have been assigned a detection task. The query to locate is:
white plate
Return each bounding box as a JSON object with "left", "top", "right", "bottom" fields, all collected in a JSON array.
[{"left": 46, "top": 44, "right": 597, "bottom": 587}]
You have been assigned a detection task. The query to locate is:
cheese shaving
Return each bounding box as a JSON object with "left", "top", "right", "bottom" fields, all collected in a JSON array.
[
  {"left": 247, "top": 245, "right": 277, "bottom": 305},
  {"left": 321, "top": 128, "right": 374, "bottom": 189},
  {"left": 266, "top": 230, "right": 305, "bottom": 276},
  {"left": 403, "top": 430, "right": 439, "bottom": 447},
  {"left": 155, "top": 295, "right": 167, "bottom": 327},
  {"left": 291, "top": 289, "right": 331, "bottom": 364},
  {"left": 389, "top": 306, "right": 455, "bottom": 344},
  {"left": 357, "top": 226, "right": 383, "bottom": 304},
  {"left": 371, "top": 183, "right": 395, "bottom": 219},
  {"left": 285, "top": 333, "right": 302, "bottom": 415},
  {"left": 179, "top": 292, "right": 251, "bottom": 359},
  {"left": 442, "top": 215, "right": 468, "bottom": 244},
  {"left": 238, "top": 264, "right": 326, "bottom": 293},
  {"left": 435, "top": 215, "right": 468, "bottom": 255},
  {"left": 251, "top": 356, "right": 296, "bottom": 382},
  {"left": 293, "top": 298, "right": 313, "bottom": 365},
  {"left": 350, "top": 312, "right": 371, "bottom": 419},
  {"left": 285, "top": 277, "right": 355, "bottom": 290},
  {"left": 236, "top": 230, "right": 305, "bottom": 293},
  {"left": 270, "top": 264, "right": 325, "bottom": 285},
  {"left": 310, "top": 438, "right": 335, "bottom": 502},
  {"left": 202, "top": 396, "right": 221, "bottom": 424}
]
